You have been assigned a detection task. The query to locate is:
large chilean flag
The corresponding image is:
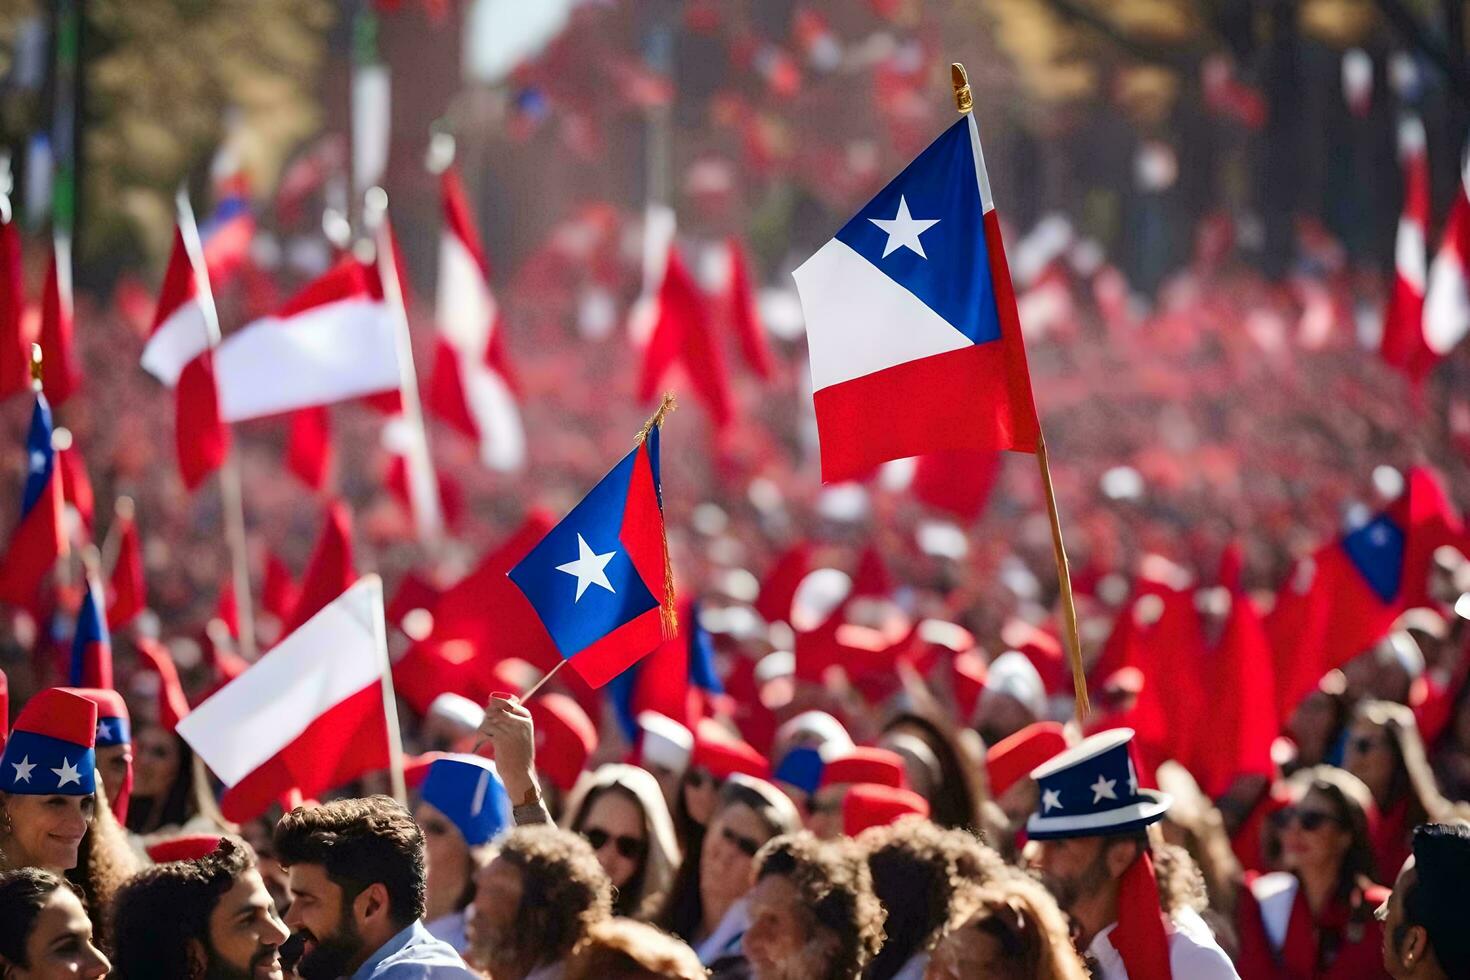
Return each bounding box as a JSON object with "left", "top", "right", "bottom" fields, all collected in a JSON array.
[{"left": 793, "top": 114, "right": 1039, "bottom": 482}]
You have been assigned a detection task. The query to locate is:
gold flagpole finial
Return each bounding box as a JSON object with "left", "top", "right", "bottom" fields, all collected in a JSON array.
[
  {"left": 951, "top": 63, "right": 972, "bottom": 114},
  {"left": 28, "top": 343, "right": 42, "bottom": 390}
]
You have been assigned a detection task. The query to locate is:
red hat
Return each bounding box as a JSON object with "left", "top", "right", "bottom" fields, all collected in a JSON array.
[
  {"left": 133, "top": 638, "right": 192, "bottom": 733},
  {"left": 842, "top": 784, "right": 930, "bottom": 836},
  {"left": 528, "top": 693, "right": 597, "bottom": 793},
  {"left": 691, "top": 732, "right": 770, "bottom": 781},
  {"left": 146, "top": 835, "right": 224, "bottom": 864},
  {"left": 986, "top": 722, "right": 1068, "bottom": 798},
  {"left": 819, "top": 747, "right": 907, "bottom": 790},
  {"left": 952, "top": 651, "right": 987, "bottom": 724},
  {"left": 60, "top": 688, "right": 130, "bottom": 742},
  {"left": 1, "top": 689, "right": 98, "bottom": 797},
  {"left": 0, "top": 667, "right": 8, "bottom": 753}
]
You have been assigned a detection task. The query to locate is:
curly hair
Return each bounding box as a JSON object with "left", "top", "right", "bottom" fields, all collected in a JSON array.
[
  {"left": 274, "top": 796, "right": 426, "bottom": 928},
  {"left": 857, "top": 817, "right": 1006, "bottom": 980},
  {"left": 109, "top": 836, "right": 255, "bottom": 979},
  {"left": 68, "top": 771, "right": 140, "bottom": 951},
  {"left": 0, "top": 868, "right": 81, "bottom": 969},
  {"left": 753, "top": 833, "right": 885, "bottom": 980},
  {"left": 493, "top": 825, "right": 614, "bottom": 972},
  {"left": 563, "top": 917, "right": 706, "bottom": 980},
  {"left": 936, "top": 874, "right": 1090, "bottom": 980}
]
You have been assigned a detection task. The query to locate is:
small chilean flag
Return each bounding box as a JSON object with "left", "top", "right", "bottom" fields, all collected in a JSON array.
[
  {"left": 793, "top": 108, "right": 1039, "bottom": 482},
  {"left": 1425, "top": 148, "right": 1470, "bottom": 361},
  {"left": 0, "top": 389, "right": 67, "bottom": 607},
  {"left": 70, "top": 575, "right": 113, "bottom": 690},
  {"left": 509, "top": 414, "right": 675, "bottom": 687},
  {"left": 144, "top": 226, "right": 230, "bottom": 489},
  {"left": 1381, "top": 117, "right": 1435, "bottom": 382}
]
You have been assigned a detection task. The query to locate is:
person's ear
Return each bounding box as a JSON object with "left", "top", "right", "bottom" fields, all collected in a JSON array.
[
  {"left": 1402, "top": 924, "right": 1430, "bottom": 970},
  {"left": 184, "top": 937, "right": 208, "bottom": 979},
  {"left": 356, "top": 882, "right": 391, "bottom": 925},
  {"left": 1105, "top": 840, "right": 1140, "bottom": 879}
]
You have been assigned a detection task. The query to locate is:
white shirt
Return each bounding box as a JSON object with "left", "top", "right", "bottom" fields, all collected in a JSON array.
[
  {"left": 695, "top": 896, "right": 751, "bottom": 966},
  {"left": 1084, "top": 910, "right": 1239, "bottom": 980}
]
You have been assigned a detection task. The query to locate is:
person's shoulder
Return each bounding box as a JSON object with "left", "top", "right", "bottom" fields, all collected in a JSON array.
[
  {"left": 371, "top": 931, "right": 480, "bottom": 979},
  {"left": 1168, "top": 923, "right": 1241, "bottom": 980}
]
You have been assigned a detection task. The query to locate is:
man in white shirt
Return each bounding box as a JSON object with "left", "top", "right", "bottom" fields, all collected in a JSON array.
[{"left": 1026, "top": 728, "right": 1239, "bottom": 980}]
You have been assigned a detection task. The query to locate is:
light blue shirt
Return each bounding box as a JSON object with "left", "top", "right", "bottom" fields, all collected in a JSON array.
[{"left": 349, "top": 920, "right": 479, "bottom": 979}]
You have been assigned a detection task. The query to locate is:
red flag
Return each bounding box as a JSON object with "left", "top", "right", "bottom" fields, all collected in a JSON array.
[
  {"left": 637, "top": 248, "right": 732, "bottom": 429},
  {"left": 176, "top": 353, "right": 230, "bottom": 490},
  {"left": 1424, "top": 152, "right": 1470, "bottom": 360},
  {"left": 1381, "top": 117, "right": 1435, "bottom": 382},
  {"left": 134, "top": 638, "right": 191, "bottom": 733},
  {"left": 755, "top": 542, "right": 811, "bottom": 625},
  {"left": 56, "top": 442, "right": 94, "bottom": 532},
  {"left": 911, "top": 450, "right": 1001, "bottom": 522},
  {"left": 263, "top": 553, "right": 300, "bottom": 622},
  {"left": 726, "top": 238, "right": 773, "bottom": 379},
  {"left": 0, "top": 392, "right": 67, "bottom": 608},
  {"left": 386, "top": 453, "right": 464, "bottom": 532},
  {"left": 283, "top": 501, "right": 357, "bottom": 634},
  {"left": 1188, "top": 591, "right": 1277, "bottom": 797},
  {"left": 38, "top": 237, "right": 79, "bottom": 406},
  {"left": 106, "top": 510, "right": 146, "bottom": 630},
  {"left": 286, "top": 407, "right": 332, "bottom": 490},
  {"left": 215, "top": 578, "right": 239, "bottom": 638},
  {"left": 0, "top": 210, "right": 29, "bottom": 399},
  {"left": 851, "top": 546, "right": 893, "bottom": 599}
]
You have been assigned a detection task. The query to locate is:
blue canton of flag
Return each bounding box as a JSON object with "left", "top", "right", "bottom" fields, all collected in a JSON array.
[
  {"left": 20, "top": 393, "right": 55, "bottom": 516},
  {"left": 1341, "top": 513, "right": 1405, "bottom": 604}
]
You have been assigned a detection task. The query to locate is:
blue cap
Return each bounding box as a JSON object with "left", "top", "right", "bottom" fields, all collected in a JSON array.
[
  {"left": 773, "top": 746, "right": 826, "bottom": 795},
  {"left": 1026, "top": 728, "right": 1171, "bottom": 841},
  {"left": 420, "top": 755, "right": 511, "bottom": 846}
]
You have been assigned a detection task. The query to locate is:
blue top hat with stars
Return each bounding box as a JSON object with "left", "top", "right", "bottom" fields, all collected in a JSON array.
[{"left": 1026, "top": 728, "right": 1171, "bottom": 840}]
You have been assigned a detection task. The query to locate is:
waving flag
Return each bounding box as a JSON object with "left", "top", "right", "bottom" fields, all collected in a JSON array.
[
  {"left": 793, "top": 112, "right": 1039, "bottom": 482},
  {"left": 428, "top": 163, "right": 525, "bottom": 472},
  {"left": 145, "top": 226, "right": 231, "bottom": 489},
  {"left": 38, "top": 235, "right": 79, "bottom": 406},
  {"left": 0, "top": 387, "right": 66, "bottom": 607},
  {"left": 1381, "top": 117, "right": 1435, "bottom": 382},
  {"left": 0, "top": 204, "right": 29, "bottom": 399},
  {"left": 199, "top": 183, "right": 255, "bottom": 287},
  {"left": 69, "top": 576, "right": 113, "bottom": 689},
  {"left": 1425, "top": 149, "right": 1470, "bottom": 360},
  {"left": 607, "top": 599, "right": 724, "bottom": 739},
  {"left": 106, "top": 505, "right": 146, "bottom": 630},
  {"left": 509, "top": 411, "right": 675, "bottom": 687},
  {"left": 637, "top": 247, "right": 732, "bottom": 430}
]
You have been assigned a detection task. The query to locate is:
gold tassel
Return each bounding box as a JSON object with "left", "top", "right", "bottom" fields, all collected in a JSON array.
[{"left": 635, "top": 393, "right": 678, "bottom": 637}]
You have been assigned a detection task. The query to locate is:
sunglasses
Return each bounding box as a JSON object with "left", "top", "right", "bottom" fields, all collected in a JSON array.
[
  {"left": 1272, "top": 807, "right": 1342, "bottom": 832},
  {"left": 722, "top": 826, "right": 764, "bottom": 858},
  {"left": 686, "top": 768, "right": 720, "bottom": 790},
  {"left": 1349, "top": 736, "right": 1387, "bottom": 755},
  {"left": 583, "top": 827, "right": 646, "bottom": 860}
]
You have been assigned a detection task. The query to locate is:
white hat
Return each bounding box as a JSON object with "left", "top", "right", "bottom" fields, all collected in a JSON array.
[
  {"left": 427, "top": 692, "right": 485, "bottom": 732},
  {"left": 637, "top": 711, "right": 694, "bottom": 774},
  {"left": 775, "top": 710, "right": 854, "bottom": 759},
  {"left": 982, "top": 652, "right": 1047, "bottom": 720}
]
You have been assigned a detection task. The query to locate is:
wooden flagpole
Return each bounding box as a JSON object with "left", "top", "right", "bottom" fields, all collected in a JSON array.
[
  {"left": 365, "top": 573, "right": 408, "bottom": 805},
  {"left": 951, "top": 64, "right": 1089, "bottom": 721},
  {"left": 178, "top": 190, "right": 257, "bottom": 662}
]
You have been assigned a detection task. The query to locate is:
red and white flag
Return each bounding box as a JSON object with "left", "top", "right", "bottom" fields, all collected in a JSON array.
[
  {"left": 1381, "top": 117, "right": 1435, "bottom": 381},
  {"left": 214, "top": 257, "right": 399, "bottom": 422},
  {"left": 1424, "top": 148, "right": 1470, "bottom": 361},
  {"left": 427, "top": 164, "right": 524, "bottom": 472},
  {"left": 177, "top": 576, "right": 396, "bottom": 822}
]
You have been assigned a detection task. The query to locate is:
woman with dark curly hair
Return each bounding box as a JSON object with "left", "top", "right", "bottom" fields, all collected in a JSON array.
[
  {"left": 743, "top": 833, "right": 885, "bottom": 980},
  {"left": 1234, "top": 766, "right": 1389, "bottom": 979},
  {"left": 0, "top": 868, "right": 110, "bottom": 978},
  {"left": 468, "top": 824, "right": 613, "bottom": 980}
]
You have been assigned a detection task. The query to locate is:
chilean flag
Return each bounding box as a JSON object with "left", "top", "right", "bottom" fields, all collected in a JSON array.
[
  {"left": 1381, "top": 117, "right": 1435, "bottom": 382},
  {"left": 606, "top": 599, "right": 724, "bottom": 740},
  {"left": 1424, "top": 147, "right": 1470, "bottom": 361},
  {"left": 199, "top": 185, "right": 255, "bottom": 287},
  {"left": 70, "top": 576, "right": 113, "bottom": 690},
  {"left": 144, "top": 226, "right": 230, "bottom": 489},
  {"left": 509, "top": 427, "right": 673, "bottom": 687},
  {"left": 427, "top": 163, "right": 525, "bottom": 472},
  {"left": 0, "top": 390, "right": 67, "bottom": 607},
  {"left": 793, "top": 114, "right": 1039, "bottom": 482}
]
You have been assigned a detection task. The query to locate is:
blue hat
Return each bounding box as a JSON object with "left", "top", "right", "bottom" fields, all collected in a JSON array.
[
  {"left": 773, "top": 746, "right": 826, "bottom": 795},
  {"left": 420, "top": 755, "right": 511, "bottom": 847},
  {"left": 1026, "top": 728, "right": 1170, "bottom": 840},
  {"left": 1, "top": 688, "right": 98, "bottom": 796}
]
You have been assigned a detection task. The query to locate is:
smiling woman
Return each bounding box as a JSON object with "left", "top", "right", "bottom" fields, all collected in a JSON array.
[{"left": 0, "top": 868, "right": 110, "bottom": 980}]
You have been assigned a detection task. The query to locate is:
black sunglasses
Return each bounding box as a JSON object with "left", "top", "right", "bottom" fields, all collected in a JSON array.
[
  {"left": 1349, "top": 736, "right": 1386, "bottom": 755},
  {"left": 722, "top": 826, "right": 763, "bottom": 858},
  {"left": 686, "top": 767, "right": 721, "bottom": 790},
  {"left": 1272, "top": 807, "right": 1342, "bottom": 832},
  {"left": 584, "top": 827, "right": 646, "bottom": 860}
]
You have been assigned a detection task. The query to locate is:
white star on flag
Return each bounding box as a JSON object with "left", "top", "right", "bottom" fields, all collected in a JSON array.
[
  {"left": 1369, "top": 524, "right": 1390, "bottom": 547},
  {"left": 1091, "top": 774, "right": 1118, "bottom": 804},
  {"left": 868, "top": 195, "right": 940, "bottom": 259},
  {"left": 1042, "top": 788, "right": 1062, "bottom": 813},
  {"left": 29, "top": 450, "right": 46, "bottom": 473},
  {"left": 97, "top": 721, "right": 112, "bottom": 742},
  {"left": 52, "top": 758, "right": 82, "bottom": 789},
  {"left": 556, "top": 533, "right": 617, "bottom": 602},
  {"left": 11, "top": 755, "right": 34, "bottom": 784}
]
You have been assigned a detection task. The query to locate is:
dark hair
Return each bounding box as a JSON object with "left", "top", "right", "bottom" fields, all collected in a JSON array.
[
  {"left": 858, "top": 818, "right": 1006, "bottom": 980},
  {"left": 274, "top": 796, "right": 426, "bottom": 928},
  {"left": 1354, "top": 701, "right": 1454, "bottom": 830},
  {"left": 0, "top": 868, "right": 79, "bottom": 969},
  {"left": 1290, "top": 766, "right": 1380, "bottom": 898},
  {"left": 126, "top": 732, "right": 197, "bottom": 834},
  {"left": 110, "top": 837, "right": 256, "bottom": 979},
  {"left": 754, "top": 833, "right": 885, "bottom": 980},
  {"left": 881, "top": 713, "right": 986, "bottom": 832},
  {"left": 67, "top": 774, "right": 140, "bottom": 949},
  {"left": 493, "top": 825, "right": 613, "bottom": 971},
  {"left": 1405, "top": 822, "right": 1470, "bottom": 974}
]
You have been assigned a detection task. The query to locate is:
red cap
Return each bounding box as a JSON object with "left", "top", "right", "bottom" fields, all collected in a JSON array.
[
  {"left": 133, "top": 638, "right": 192, "bottom": 733},
  {"left": 819, "top": 747, "right": 907, "bottom": 790},
  {"left": 842, "top": 784, "right": 930, "bottom": 836},
  {"left": 952, "top": 651, "right": 987, "bottom": 724},
  {"left": 12, "top": 688, "right": 98, "bottom": 747},
  {"left": 61, "top": 687, "right": 129, "bottom": 723},
  {"left": 528, "top": 693, "right": 598, "bottom": 792},
  {"left": 146, "top": 835, "right": 223, "bottom": 864},
  {"left": 986, "top": 722, "right": 1067, "bottom": 797},
  {"left": 0, "top": 667, "right": 8, "bottom": 752},
  {"left": 692, "top": 732, "right": 770, "bottom": 781}
]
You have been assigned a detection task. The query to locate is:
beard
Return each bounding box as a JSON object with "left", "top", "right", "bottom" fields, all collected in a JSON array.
[
  {"left": 201, "top": 946, "right": 281, "bottom": 980},
  {"left": 751, "top": 933, "right": 839, "bottom": 980},
  {"left": 291, "top": 916, "right": 368, "bottom": 980}
]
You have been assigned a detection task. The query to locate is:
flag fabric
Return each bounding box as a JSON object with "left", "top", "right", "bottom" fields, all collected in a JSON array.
[
  {"left": 0, "top": 206, "right": 29, "bottom": 399},
  {"left": 199, "top": 182, "right": 255, "bottom": 287},
  {"left": 39, "top": 235, "right": 79, "bottom": 406},
  {"left": 1186, "top": 591, "right": 1277, "bottom": 798},
  {"left": 69, "top": 577, "right": 113, "bottom": 690},
  {"left": 755, "top": 542, "right": 811, "bottom": 626},
  {"left": 792, "top": 115, "right": 1040, "bottom": 482},
  {"left": 283, "top": 500, "right": 357, "bottom": 635},
  {"left": 1424, "top": 150, "right": 1470, "bottom": 360},
  {"left": 177, "top": 577, "right": 393, "bottom": 822},
  {"left": 56, "top": 441, "right": 93, "bottom": 533},
  {"left": 263, "top": 554, "right": 300, "bottom": 622},
  {"left": 637, "top": 248, "right": 733, "bottom": 430},
  {"left": 213, "top": 257, "right": 399, "bottom": 422},
  {"left": 286, "top": 407, "right": 333, "bottom": 490},
  {"left": 509, "top": 425, "right": 674, "bottom": 687},
  {"left": 0, "top": 392, "right": 67, "bottom": 607},
  {"left": 607, "top": 599, "right": 723, "bottom": 739},
  {"left": 911, "top": 450, "right": 1002, "bottom": 522},
  {"left": 726, "top": 238, "right": 773, "bottom": 379},
  {"left": 427, "top": 163, "right": 525, "bottom": 472},
  {"left": 106, "top": 510, "right": 146, "bottom": 630},
  {"left": 145, "top": 226, "right": 231, "bottom": 489},
  {"left": 1381, "top": 117, "right": 1435, "bottom": 382}
]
